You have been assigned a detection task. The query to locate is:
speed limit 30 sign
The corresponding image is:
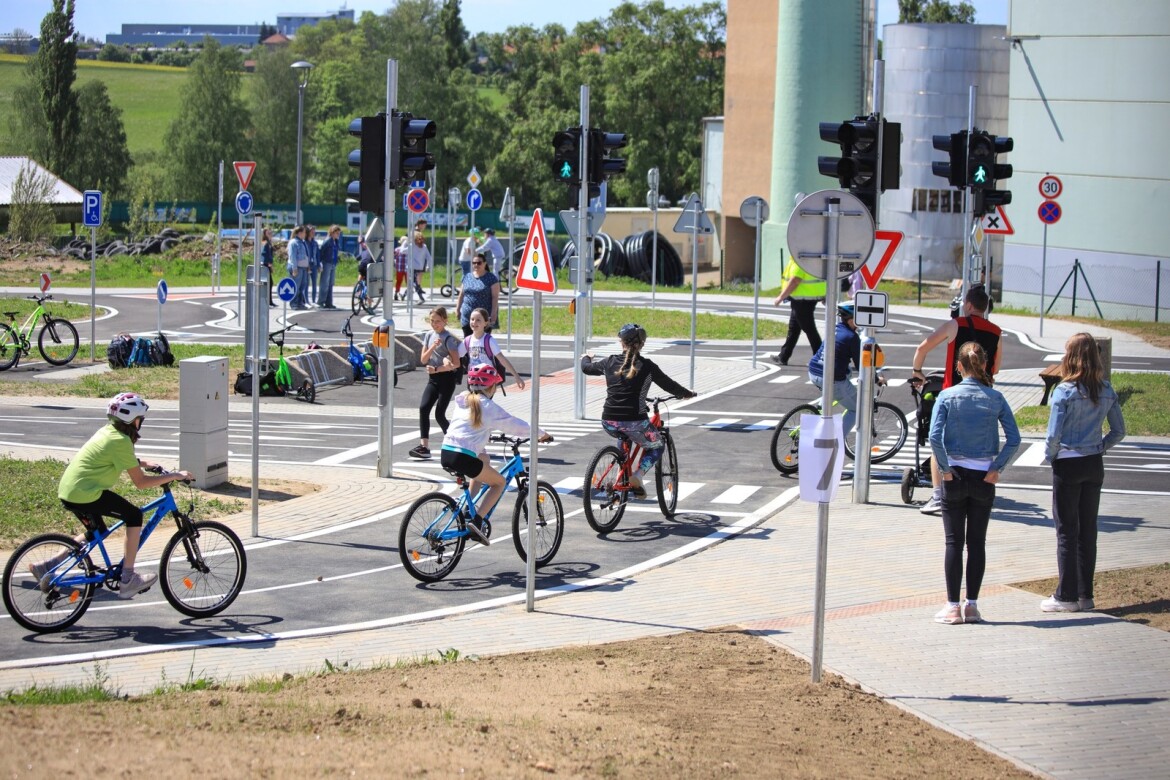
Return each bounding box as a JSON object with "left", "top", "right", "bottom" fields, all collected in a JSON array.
[{"left": 1039, "top": 175, "right": 1063, "bottom": 200}]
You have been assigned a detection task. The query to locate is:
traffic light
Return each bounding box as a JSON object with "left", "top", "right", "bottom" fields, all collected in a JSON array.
[
  {"left": 971, "top": 132, "right": 1013, "bottom": 214},
  {"left": 347, "top": 114, "right": 387, "bottom": 214},
  {"left": 552, "top": 127, "right": 582, "bottom": 186},
  {"left": 389, "top": 111, "right": 436, "bottom": 187},
  {"left": 818, "top": 116, "right": 896, "bottom": 219},
  {"left": 588, "top": 129, "right": 628, "bottom": 189},
  {"left": 931, "top": 130, "right": 968, "bottom": 189},
  {"left": 967, "top": 130, "right": 995, "bottom": 189}
]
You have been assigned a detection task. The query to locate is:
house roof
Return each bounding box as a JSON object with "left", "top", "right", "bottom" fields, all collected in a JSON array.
[
  {"left": 262, "top": 33, "right": 290, "bottom": 45},
  {"left": 0, "top": 157, "right": 83, "bottom": 207}
]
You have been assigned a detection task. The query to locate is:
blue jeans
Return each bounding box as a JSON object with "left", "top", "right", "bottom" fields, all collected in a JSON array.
[
  {"left": 317, "top": 263, "right": 337, "bottom": 307},
  {"left": 809, "top": 374, "right": 857, "bottom": 436},
  {"left": 293, "top": 265, "right": 309, "bottom": 307},
  {"left": 308, "top": 264, "right": 319, "bottom": 304}
]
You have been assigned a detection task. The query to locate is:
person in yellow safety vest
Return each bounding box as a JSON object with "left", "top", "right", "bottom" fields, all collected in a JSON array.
[{"left": 770, "top": 257, "right": 827, "bottom": 366}]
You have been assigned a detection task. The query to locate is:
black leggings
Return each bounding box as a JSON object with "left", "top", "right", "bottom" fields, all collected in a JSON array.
[
  {"left": 420, "top": 373, "right": 458, "bottom": 440},
  {"left": 61, "top": 490, "right": 144, "bottom": 530}
]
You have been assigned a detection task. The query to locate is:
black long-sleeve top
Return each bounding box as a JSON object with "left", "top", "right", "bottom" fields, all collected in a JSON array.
[{"left": 580, "top": 353, "right": 690, "bottom": 421}]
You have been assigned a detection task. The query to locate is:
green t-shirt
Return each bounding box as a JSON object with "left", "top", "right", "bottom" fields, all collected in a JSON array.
[{"left": 58, "top": 424, "right": 138, "bottom": 504}]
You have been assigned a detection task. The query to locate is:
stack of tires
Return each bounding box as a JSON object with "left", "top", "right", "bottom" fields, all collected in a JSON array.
[
  {"left": 59, "top": 228, "right": 191, "bottom": 259},
  {"left": 558, "top": 231, "right": 683, "bottom": 286}
]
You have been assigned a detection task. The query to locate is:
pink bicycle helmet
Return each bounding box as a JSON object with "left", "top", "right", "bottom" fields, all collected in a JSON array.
[
  {"left": 466, "top": 364, "right": 503, "bottom": 389},
  {"left": 108, "top": 392, "right": 149, "bottom": 423}
]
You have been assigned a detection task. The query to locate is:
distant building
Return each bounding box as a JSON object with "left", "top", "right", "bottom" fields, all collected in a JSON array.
[
  {"left": 0, "top": 157, "right": 85, "bottom": 227},
  {"left": 105, "top": 8, "right": 354, "bottom": 47}
]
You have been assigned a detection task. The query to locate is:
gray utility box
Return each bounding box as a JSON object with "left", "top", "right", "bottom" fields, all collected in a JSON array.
[{"left": 179, "top": 356, "right": 229, "bottom": 488}]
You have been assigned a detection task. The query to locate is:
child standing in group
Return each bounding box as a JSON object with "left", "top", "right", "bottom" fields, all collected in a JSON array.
[
  {"left": 440, "top": 365, "right": 552, "bottom": 545},
  {"left": 464, "top": 308, "right": 525, "bottom": 392},
  {"left": 410, "top": 307, "right": 466, "bottom": 460}
]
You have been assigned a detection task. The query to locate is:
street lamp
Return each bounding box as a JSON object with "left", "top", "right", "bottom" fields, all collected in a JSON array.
[{"left": 291, "top": 60, "right": 314, "bottom": 226}]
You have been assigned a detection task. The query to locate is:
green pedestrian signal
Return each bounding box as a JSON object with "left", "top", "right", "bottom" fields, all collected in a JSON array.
[
  {"left": 973, "top": 165, "right": 988, "bottom": 184},
  {"left": 559, "top": 160, "right": 573, "bottom": 180}
]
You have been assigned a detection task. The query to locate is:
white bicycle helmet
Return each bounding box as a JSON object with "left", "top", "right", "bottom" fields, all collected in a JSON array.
[{"left": 108, "top": 392, "right": 149, "bottom": 424}]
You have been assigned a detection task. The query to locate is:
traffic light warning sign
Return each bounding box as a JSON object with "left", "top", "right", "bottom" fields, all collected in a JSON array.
[{"left": 516, "top": 208, "right": 557, "bottom": 294}]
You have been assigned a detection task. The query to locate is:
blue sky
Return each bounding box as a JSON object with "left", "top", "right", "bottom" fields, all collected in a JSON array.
[{"left": 6, "top": 1, "right": 1009, "bottom": 42}]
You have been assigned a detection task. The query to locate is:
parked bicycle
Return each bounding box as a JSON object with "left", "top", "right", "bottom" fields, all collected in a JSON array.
[
  {"left": 342, "top": 315, "right": 378, "bottom": 383},
  {"left": 399, "top": 434, "right": 563, "bottom": 582},
  {"left": 2, "top": 468, "right": 247, "bottom": 633},
  {"left": 351, "top": 277, "right": 382, "bottom": 316},
  {"left": 439, "top": 264, "right": 464, "bottom": 299},
  {"left": 0, "top": 294, "right": 80, "bottom": 371},
  {"left": 583, "top": 396, "right": 680, "bottom": 533},
  {"left": 770, "top": 381, "right": 908, "bottom": 474},
  {"left": 270, "top": 325, "right": 316, "bottom": 403}
]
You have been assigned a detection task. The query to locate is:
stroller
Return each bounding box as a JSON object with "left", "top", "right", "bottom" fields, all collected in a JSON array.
[{"left": 901, "top": 372, "right": 945, "bottom": 504}]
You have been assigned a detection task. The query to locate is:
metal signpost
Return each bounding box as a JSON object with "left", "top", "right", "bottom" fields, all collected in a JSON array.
[
  {"left": 500, "top": 188, "right": 516, "bottom": 349},
  {"left": 739, "top": 195, "right": 769, "bottom": 368},
  {"left": 245, "top": 213, "right": 268, "bottom": 536},
  {"left": 156, "top": 279, "right": 168, "bottom": 336},
  {"left": 447, "top": 186, "right": 460, "bottom": 290},
  {"left": 427, "top": 168, "right": 438, "bottom": 296},
  {"left": 1038, "top": 174, "right": 1063, "bottom": 337},
  {"left": 213, "top": 161, "right": 223, "bottom": 293},
  {"left": 233, "top": 162, "right": 256, "bottom": 329},
  {"left": 573, "top": 86, "right": 591, "bottom": 421},
  {"left": 83, "top": 190, "right": 102, "bottom": 362},
  {"left": 515, "top": 209, "right": 557, "bottom": 611},
  {"left": 787, "top": 189, "right": 875, "bottom": 684},
  {"left": 377, "top": 59, "right": 398, "bottom": 479},
  {"left": 673, "top": 193, "right": 715, "bottom": 388},
  {"left": 647, "top": 168, "right": 660, "bottom": 308}
]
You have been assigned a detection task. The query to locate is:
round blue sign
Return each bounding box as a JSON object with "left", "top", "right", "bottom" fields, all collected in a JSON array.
[
  {"left": 277, "top": 277, "right": 297, "bottom": 302},
  {"left": 466, "top": 188, "right": 482, "bottom": 212},
  {"left": 1038, "top": 200, "right": 1062, "bottom": 225},
  {"left": 156, "top": 279, "right": 168, "bottom": 305},
  {"left": 235, "top": 190, "right": 253, "bottom": 216}
]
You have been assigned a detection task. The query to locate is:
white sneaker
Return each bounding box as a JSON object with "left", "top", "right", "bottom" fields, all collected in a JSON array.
[
  {"left": 118, "top": 571, "right": 158, "bottom": 599},
  {"left": 919, "top": 495, "right": 943, "bottom": 515},
  {"left": 1040, "top": 595, "right": 1080, "bottom": 613}
]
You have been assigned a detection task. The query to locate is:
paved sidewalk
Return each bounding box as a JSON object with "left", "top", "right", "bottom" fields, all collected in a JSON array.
[{"left": 3, "top": 288, "right": 1168, "bottom": 777}]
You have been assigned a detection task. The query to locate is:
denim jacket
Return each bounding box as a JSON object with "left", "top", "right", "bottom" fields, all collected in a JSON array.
[
  {"left": 929, "top": 378, "right": 1021, "bottom": 474},
  {"left": 1044, "top": 380, "right": 1125, "bottom": 463}
]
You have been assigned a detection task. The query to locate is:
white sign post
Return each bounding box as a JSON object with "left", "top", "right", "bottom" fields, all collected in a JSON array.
[
  {"left": 1038, "top": 174, "right": 1063, "bottom": 338},
  {"left": 673, "top": 192, "right": 715, "bottom": 388},
  {"left": 83, "top": 190, "right": 102, "bottom": 362},
  {"left": 740, "top": 195, "right": 769, "bottom": 367}
]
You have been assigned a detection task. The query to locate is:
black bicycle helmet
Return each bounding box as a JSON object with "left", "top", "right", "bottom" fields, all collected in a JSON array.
[{"left": 618, "top": 323, "right": 647, "bottom": 347}]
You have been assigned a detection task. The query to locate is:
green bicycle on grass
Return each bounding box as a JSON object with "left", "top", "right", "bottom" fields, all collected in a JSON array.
[{"left": 0, "top": 293, "right": 80, "bottom": 371}]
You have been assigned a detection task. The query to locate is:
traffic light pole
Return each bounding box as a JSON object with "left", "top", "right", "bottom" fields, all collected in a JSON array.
[
  {"left": 961, "top": 85, "right": 977, "bottom": 305},
  {"left": 573, "top": 86, "right": 590, "bottom": 420},
  {"left": 377, "top": 59, "right": 398, "bottom": 479}
]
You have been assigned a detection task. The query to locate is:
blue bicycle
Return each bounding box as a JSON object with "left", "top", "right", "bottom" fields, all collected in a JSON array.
[
  {"left": 398, "top": 434, "right": 564, "bottom": 582},
  {"left": 2, "top": 471, "right": 247, "bottom": 633},
  {"left": 351, "top": 277, "right": 382, "bottom": 315}
]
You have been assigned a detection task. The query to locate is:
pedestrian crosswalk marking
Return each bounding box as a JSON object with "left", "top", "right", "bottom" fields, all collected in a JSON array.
[
  {"left": 768, "top": 375, "right": 802, "bottom": 384},
  {"left": 668, "top": 416, "right": 698, "bottom": 426},
  {"left": 712, "top": 485, "right": 761, "bottom": 503}
]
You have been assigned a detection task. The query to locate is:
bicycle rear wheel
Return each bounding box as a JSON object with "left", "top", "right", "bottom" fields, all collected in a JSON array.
[
  {"left": 160, "top": 520, "right": 247, "bottom": 618},
  {"left": 583, "top": 446, "right": 628, "bottom": 533},
  {"left": 0, "top": 322, "right": 20, "bottom": 371},
  {"left": 845, "top": 401, "right": 908, "bottom": 464},
  {"left": 351, "top": 284, "right": 364, "bottom": 315},
  {"left": 2, "top": 533, "right": 95, "bottom": 633},
  {"left": 38, "top": 318, "right": 79, "bottom": 365},
  {"left": 399, "top": 493, "right": 465, "bottom": 582},
  {"left": 511, "top": 481, "right": 564, "bottom": 567},
  {"left": 655, "top": 431, "right": 679, "bottom": 518},
  {"left": 771, "top": 404, "right": 817, "bottom": 474}
]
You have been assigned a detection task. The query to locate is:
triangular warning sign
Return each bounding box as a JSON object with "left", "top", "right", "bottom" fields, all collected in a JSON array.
[
  {"left": 233, "top": 161, "right": 256, "bottom": 192},
  {"left": 672, "top": 193, "right": 714, "bottom": 234},
  {"left": 981, "top": 205, "right": 1014, "bottom": 235},
  {"left": 516, "top": 208, "right": 557, "bottom": 294},
  {"left": 859, "top": 230, "right": 903, "bottom": 289}
]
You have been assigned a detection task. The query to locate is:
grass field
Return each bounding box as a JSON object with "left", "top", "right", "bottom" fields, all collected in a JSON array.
[{"left": 0, "top": 54, "right": 206, "bottom": 159}]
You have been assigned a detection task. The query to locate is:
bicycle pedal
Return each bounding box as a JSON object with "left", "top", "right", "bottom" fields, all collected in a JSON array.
[{"left": 481, "top": 519, "right": 492, "bottom": 539}]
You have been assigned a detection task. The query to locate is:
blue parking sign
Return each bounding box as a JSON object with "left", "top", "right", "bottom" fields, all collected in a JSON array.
[{"left": 83, "top": 190, "right": 102, "bottom": 227}]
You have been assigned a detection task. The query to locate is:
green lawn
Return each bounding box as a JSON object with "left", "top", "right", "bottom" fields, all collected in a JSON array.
[{"left": 1013, "top": 372, "right": 1170, "bottom": 437}]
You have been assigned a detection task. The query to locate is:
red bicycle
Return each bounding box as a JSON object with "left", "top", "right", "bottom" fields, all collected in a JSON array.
[{"left": 583, "top": 396, "right": 679, "bottom": 533}]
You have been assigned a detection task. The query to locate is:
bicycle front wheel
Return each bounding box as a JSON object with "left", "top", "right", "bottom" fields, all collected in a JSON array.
[
  {"left": 351, "top": 284, "right": 364, "bottom": 315},
  {"left": 845, "top": 401, "right": 909, "bottom": 464},
  {"left": 0, "top": 322, "right": 20, "bottom": 371},
  {"left": 583, "top": 445, "right": 628, "bottom": 533},
  {"left": 771, "top": 404, "right": 817, "bottom": 474},
  {"left": 2, "top": 533, "right": 95, "bottom": 633},
  {"left": 399, "top": 493, "right": 465, "bottom": 582},
  {"left": 38, "top": 318, "right": 80, "bottom": 365},
  {"left": 655, "top": 431, "right": 679, "bottom": 518},
  {"left": 160, "top": 520, "right": 247, "bottom": 618},
  {"left": 512, "top": 480, "right": 564, "bottom": 567}
]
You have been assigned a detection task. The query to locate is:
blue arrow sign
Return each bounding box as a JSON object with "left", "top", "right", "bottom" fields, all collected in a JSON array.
[
  {"left": 83, "top": 190, "right": 102, "bottom": 227},
  {"left": 466, "top": 188, "right": 482, "bottom": 212},
  {"left": 235, "top": 190, "right": 253, "bottom": 216},
  {"left": 156, "top": 279, "right": 168, "bottom": 305},
  {"left": 277, "top": 277, "right": 297, "bottom": 302}
]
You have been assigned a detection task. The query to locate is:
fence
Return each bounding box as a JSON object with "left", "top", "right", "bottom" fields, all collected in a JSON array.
[{"left": 1002, "top": 256, "right": 1169, "bottom": 323}]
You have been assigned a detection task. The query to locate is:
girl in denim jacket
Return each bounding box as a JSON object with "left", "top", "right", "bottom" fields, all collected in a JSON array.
[
  {"left": 928, "top": 342, "right": 1020, "bottom": 625},
  {"left": 1040, "top": 333, "right": 1125, "bottom": 613}
]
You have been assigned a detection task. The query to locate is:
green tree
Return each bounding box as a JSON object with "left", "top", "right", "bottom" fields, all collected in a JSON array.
[
  {"left": 29, "top": 0, "right": 80, "bottom": 181},
  {"left": 899, "top": 0, "right": 976, "bottom": 23},
  {"left": 97, "top": 43, "right": 131, "bottom": 62},
  {"left": 439, "top": 0, "right": 469, "bottom": 70},
  {"left": 246, "top": 46, "right": 300, "bottom": 203},
  {"left": 7, "top": 162, "right": 56, "bottom": 242},
  {"left": 72, "top": 80, "right": 132, "bottom": 196},
  {"left": 163, "top": 37, "right": 250, "bottom": 203}
]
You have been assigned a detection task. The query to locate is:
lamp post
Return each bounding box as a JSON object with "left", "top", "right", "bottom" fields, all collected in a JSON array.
[{"left": 291, "top": 60, "right": 314, "bottom": 226}]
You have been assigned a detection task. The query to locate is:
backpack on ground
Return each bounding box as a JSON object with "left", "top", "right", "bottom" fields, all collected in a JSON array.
[
  {"left": 152, "top": 335, "right": 174, "bottom": 366},
  {"left": 107, "top": 333, "right": 134, "bottom": 369},
  {"left": 233, "top": 370, "right": 284, "bottom": 397},
  {"left": 127, "top": 336, "right": 156, "bottom": 368}
]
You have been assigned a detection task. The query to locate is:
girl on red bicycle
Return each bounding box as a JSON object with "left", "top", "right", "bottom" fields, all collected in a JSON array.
[
  {"left": 439, "top": 364, "right": 551, "bottom": 545},
  {"left": 580, "top": 323, "right": 695, "bottom": 498}
]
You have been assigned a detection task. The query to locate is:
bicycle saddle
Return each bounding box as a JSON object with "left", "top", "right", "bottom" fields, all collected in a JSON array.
[
  {"left": 443, "top": 468, "right": 468, "bottom": 487},
  {"left": 3, "top": 311, "right": 18, "bottom": 320}
]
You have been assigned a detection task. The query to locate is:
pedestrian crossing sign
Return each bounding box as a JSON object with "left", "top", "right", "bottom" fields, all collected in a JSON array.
[{"left": 516, "top": 208, "right": 557, "bottom": 294}]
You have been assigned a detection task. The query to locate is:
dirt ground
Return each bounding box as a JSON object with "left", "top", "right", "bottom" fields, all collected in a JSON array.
[{"left": 2, "top": 565, "right": 1165, "bottom": 778}]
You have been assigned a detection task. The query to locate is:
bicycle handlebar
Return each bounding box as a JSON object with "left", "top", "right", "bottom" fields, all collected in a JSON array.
[{"left": 25, "top": 294, "right": 52, "bottom": 303}]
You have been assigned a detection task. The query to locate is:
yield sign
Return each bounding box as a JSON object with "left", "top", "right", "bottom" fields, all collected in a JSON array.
[
  {"left": 233, "top": 161, "right": 256, "bottom": 192},
  {"left": 515, "top": 208, "right": 557, "bottom": 294},
  {"left": 858, "top": 230, "right": 904, "bottom": 289},
  {"left": 981, "top": 205, "right": 1014, "bottom": 235}
]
